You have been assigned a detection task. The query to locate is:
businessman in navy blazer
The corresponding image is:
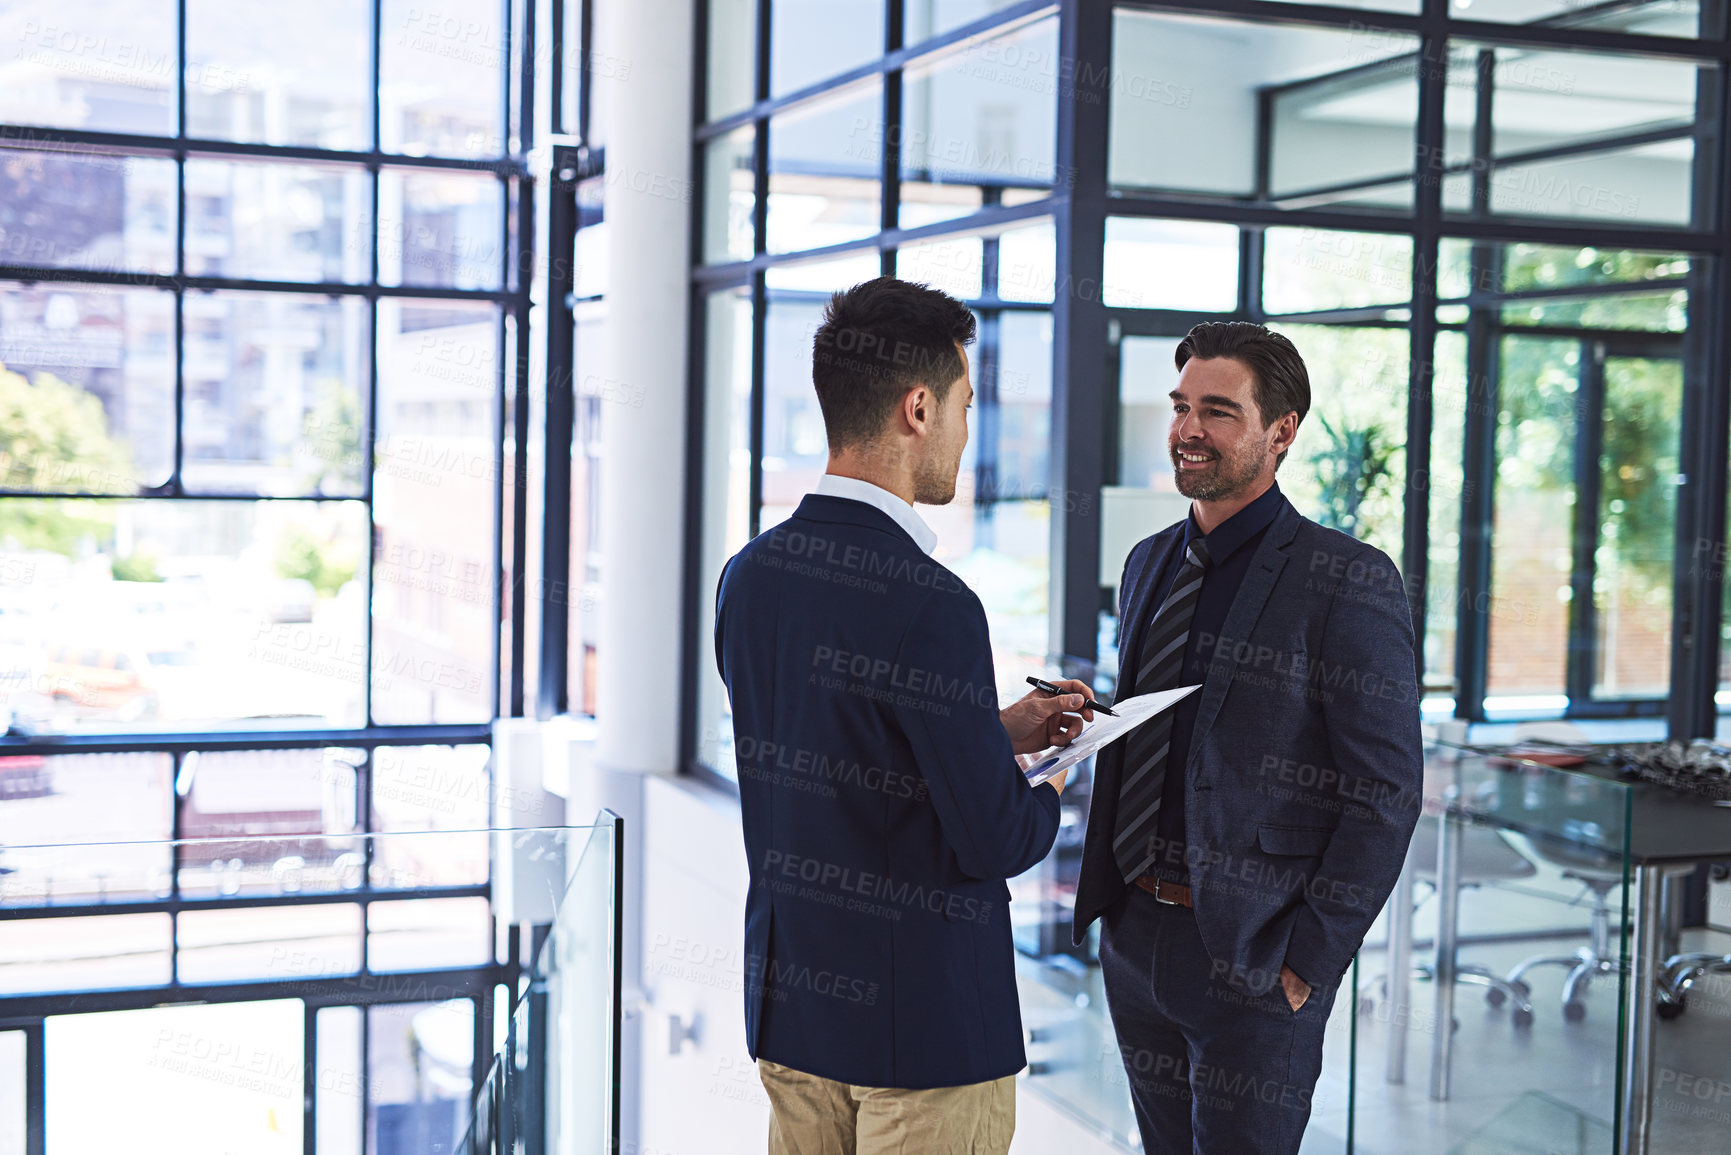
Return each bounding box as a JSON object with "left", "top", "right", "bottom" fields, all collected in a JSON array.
[
  {"left": 1075, "top": 323, "right": 1423, "bottom": 1154},
  {"left": 715, "top": 277, "right": 1095, "bottom": 1154}
]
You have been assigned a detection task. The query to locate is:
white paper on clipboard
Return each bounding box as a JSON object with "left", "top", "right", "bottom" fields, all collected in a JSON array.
[{"left": 1021, "top": 685, "right": 1202, "bottom": 787}]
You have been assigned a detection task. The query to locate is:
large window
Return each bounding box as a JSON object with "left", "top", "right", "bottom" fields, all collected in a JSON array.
[
  {"left": 1436, "top": 241, "right": 1695, "bottom": 717},
  {"left": 1093, "top": 6, "right": 1725, "bottom": 728},
  {"left": 690, "top": 2, "right": 1064, "bottom": 781},
  {"left": 0, "top": 1, "right": 550, "bottom": 1150},
  {"left": 691, "top": 0, "right": 1731, "bottom": 745},
  {"left": 1108, "top": 11, "right": 1420, "bottom": 210},
  {"left": 568, "top": 173, "right": 608, "bottom": 718},
  {"left": 0, "top": 17, "right": 516, "bottom": 735}
]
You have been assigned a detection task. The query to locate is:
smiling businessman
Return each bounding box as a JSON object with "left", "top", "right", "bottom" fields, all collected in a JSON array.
[
  {"left": 714, "top": 276, "right": 1097, "bottom": 1154},
  {"left": 1075, "top": 322, "right": 1423, "bottom": 1154}
]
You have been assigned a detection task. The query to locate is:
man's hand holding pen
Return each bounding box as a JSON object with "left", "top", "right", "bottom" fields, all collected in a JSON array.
[{"left": 1000, "top": 677, "right": 1098, "bottom": 793}]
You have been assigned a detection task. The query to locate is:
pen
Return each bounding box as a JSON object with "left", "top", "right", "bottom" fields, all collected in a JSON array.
[{"left": 1026, "top": 676, "right": 1116, "bottom": 717}]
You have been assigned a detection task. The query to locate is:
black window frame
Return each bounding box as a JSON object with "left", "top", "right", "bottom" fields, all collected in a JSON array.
[
  {"left": 682, "top": 0, "right": 1731, "bottom": 786},
  {"left": 0, "top": 0, "right": 601, "bottom": 1148}
]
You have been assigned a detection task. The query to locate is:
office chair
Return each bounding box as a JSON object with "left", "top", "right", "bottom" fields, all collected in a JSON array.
[
  {"left": 1495, "top": 721, "right": 1626, "bottom": 1024},
  {"left": 1657, "top": 864, "right": 1731, "bottom": 1020},
  {"left": 1657, "top": 951, "right": 1731, "bottom": 1019},
  {"left": 1358, "top": 812, "right": 1539, "bottom": 1027},
  {"left": 1496, "top": 832, "right": 1624, "bottom": 1022}
]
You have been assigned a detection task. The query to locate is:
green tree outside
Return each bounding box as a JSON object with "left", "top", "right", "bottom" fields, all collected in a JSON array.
[{"left": 0, "top": 362, "right": 133, "bottom": 556}]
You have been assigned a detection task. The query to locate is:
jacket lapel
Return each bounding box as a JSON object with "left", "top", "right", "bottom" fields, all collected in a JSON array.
[{"left": 1183, "top": 499, "right": 1302, "bottom": 772}]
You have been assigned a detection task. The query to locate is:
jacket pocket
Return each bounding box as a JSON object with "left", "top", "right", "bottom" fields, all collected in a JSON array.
[{"left": 1257, "top": 823, "right": 1332, "bottom": 857}]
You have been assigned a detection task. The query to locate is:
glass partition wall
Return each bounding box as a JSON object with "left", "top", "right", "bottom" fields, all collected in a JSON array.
[
  {"left": 686, "top": 2, "right": 1731, "bottom": 1153},
  {"left": 1364, "top": 743, "right": 1637, "bottom": 1155}
]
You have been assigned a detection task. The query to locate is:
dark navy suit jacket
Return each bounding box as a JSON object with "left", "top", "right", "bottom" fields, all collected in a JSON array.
[
  {"left": 1074, "top": 493, "right": 1423, "bottom": 996},
  {"left": 715, "top": 493, "right": 1061, "bottom": 1089}
]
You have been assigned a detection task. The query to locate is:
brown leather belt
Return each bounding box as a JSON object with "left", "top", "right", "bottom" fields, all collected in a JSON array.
[{"left": 1135, "top": 876, "right": 1192, "bottom": 907}]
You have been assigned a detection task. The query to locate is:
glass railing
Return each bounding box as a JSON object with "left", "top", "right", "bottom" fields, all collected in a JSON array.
[
  {"left": 541, "top": 816, "right": 622, "bottom": 1153},
  {"left": 1353, "top": 740, "right": 1634, "bottom": 1155},
  {"left": 0, "top": 817, "right": 622, "bottom": 1155},
  {"left": 455, "top": 814, "right": 622, "bottom": 1155}
]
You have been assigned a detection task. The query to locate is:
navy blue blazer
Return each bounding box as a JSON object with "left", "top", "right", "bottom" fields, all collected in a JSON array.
[
  {"left": 714, "top": 493, "right": 1061, "bottom": 1089},
  {"left": 1074, "top": 494, "right": 1423, "bottom": 996}
]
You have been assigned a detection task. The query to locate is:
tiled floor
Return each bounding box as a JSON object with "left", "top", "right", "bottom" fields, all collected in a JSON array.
[
  {"left": 1346, "top": 928, "right": 1731, "bottom": 1155},
  {"left": 1019, "top": 920, "right": 1731, "bottom": 1154}
]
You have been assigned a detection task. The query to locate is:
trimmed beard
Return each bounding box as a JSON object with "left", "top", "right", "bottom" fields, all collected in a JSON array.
[{"left": 1171, "top": 440, "right": 1270, "bottom": 501}]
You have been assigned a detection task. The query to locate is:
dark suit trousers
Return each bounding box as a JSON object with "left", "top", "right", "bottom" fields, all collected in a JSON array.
[{"left": 1099, "top": 887, "right": 1337, "bottom": 1155}]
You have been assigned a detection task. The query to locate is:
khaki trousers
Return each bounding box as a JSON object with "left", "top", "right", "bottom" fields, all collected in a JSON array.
[{"left": 758, "top": 1060, "right": 1016, "bottom": 1155}]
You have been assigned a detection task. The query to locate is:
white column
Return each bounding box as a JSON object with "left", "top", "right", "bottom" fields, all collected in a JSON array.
[
  {"left": 593, "top": 0, "right": 693, "bottom": 774},
  {"left": 580, "top": 6, "right": 696, "bottom": 1152}
]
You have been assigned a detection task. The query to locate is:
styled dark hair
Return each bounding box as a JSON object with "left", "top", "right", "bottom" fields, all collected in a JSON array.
[
  {"left": 1174, "top": 321, "right": 1310, "bottom": 465},
  {"left": 810, "top": 276, "right": 977, "bottom": 450}
]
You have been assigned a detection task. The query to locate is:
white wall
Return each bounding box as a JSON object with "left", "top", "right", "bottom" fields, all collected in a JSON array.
[{"left": 636, "top": 775, "right": 767, "bottom": 1155}]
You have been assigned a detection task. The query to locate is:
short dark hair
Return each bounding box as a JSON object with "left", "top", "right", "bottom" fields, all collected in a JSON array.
[
  {"left": 810, "top": 276, "right": 977, "bottom": 450},
  {"left": 1174, "top": 322, "right": 1310, "bottom": 464}
]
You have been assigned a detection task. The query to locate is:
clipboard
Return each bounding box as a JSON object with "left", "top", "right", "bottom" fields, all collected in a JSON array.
[{"left": 1022, "top": 685, "right": 1202, "bottom": 787}]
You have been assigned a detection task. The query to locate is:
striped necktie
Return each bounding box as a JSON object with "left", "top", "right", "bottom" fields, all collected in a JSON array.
[{"left": 1112, "top": 537, "right": 1212, "bottom": 883}]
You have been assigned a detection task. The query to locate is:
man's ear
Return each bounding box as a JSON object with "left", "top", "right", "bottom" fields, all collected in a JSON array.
[
  {"left": 901, "top": 385, "right": 932, "bottom": 436},
  {"left": 1271, "top": 411, "right": 1299, "bottom": 456}
]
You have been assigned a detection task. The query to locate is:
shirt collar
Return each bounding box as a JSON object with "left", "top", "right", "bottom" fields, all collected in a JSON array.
[
  {"left": 813, "top": 474, "right": 939, "bottom": 556},
  {"left": 1183, "top": 481, "right": 1284, "bottom": 565}
]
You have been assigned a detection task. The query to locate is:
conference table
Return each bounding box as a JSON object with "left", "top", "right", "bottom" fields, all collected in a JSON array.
[{"left": 1385, "top": 740, "right": 1731, "bottom": 1155}]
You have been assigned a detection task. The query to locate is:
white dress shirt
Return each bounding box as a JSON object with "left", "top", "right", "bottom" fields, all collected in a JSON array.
[{"left": 813, "top": 474, "right": 938, "bottom": 557}]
